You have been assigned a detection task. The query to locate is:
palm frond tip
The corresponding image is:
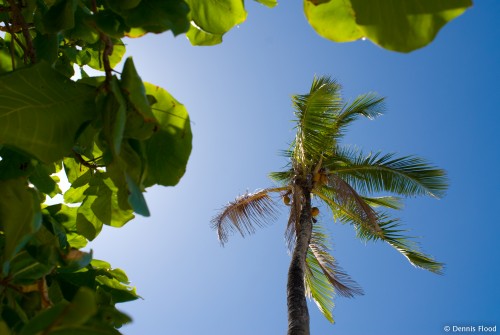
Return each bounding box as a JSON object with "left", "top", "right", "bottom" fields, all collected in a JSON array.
[{"left": 211, "top": 189, "right": 281, "bottom": 245}]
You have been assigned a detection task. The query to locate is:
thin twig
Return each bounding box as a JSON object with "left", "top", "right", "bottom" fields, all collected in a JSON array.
[
  {"left": 6, "top": 0, "right": 35, "bottom": 64},
  {"left": 72, "top": 149, "right": 103, "bottom": 169}
]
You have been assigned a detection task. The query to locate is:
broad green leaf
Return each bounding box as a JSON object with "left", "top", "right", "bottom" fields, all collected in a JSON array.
[
  {"left": 186, "top": 0, "right": 247, "bottom": 45},
  {"left": 32, "top": 33, "right": 59, "bottom": 64},
  {"left": 29, "top": 163, "right": 62, "bottom": 197},
  {"left": 120, "top": 0, "right": 190, "bottom": 35},
  {"left": 108, "top": 268, "right": 129, "bottom": 283},
  {"left": 64, "top": 185, "right": 89, "bottom": 203},
  {"left": 49, "top": 326, "right": 121, "bottom": 335},
  {"left": 125, "top": 173, "right": 150, "bottom": 216},
  {"left": 76, "top": 208, "right": 102, "bottom": 241},
  {"left": 255, "top": 0, "right": 278, "bottom": 8},
  {"left": 304, "top": 0, "right": 362, "bottom": 42},
  {"left": 143, "top": 83, "right": 192, "bottom": 187},
  {"left": 19, "top": 288, "right": 97, "bottom": 335},
  {"left": 186, "top": 23, "right": 222, "bottom": 46},
  {"left": 96, "top": 275, "right": 139, "bottom": 303},
  {"left": 100, "top": 78, "right": 127, "bottom": 156},
  {"left": 59, "top": 287, "right": 97, "bottom": 326},
  {"left": 0, "top": 321, "right": 11, "bottom": 335},
  {"left": 97, "top": 305, "right": 133, "bottom": 329},
  {"left": 63, "top": 157, "right": 91, "bottom": 185},
  {"left": 8, "top": 250, "right": 53, "bottom": 284},
  {"left": 86, "top": 40, "right": 126, "bottom": 72},
  {"left": 304, "top": 0, "right": 472, "bottom": 52},
  {"left": 91, "top": 259, "right": 112, "bottom": 270},
  {"left": 95, "top": 10, "right": 128, "bottom": 39},
  {"left": 42, "top": 0, "right": 78, "bottom": 33},
  {"left": 44, "top": 204, "right": 78, "bottom": 230},
  {"left": 0, "top": 47, "right": 22, "bottom": 74},
  {"left": 108, "top": 0, "right": 142, "bottom": 11},
  {"left": 19, "top": 303, "right": 68, "bottom": 335},
  {"left": 65, "top": 7, "right": 100, "bottom": 44},
  {"left": 120, "top": 57, "right": 155, "bottom": 124},
  {"left": 66, "top": 233, "right": 88, "bottom": 248},
  {"left": 0, "top": 62, "right": 96, "bottom": 163},
  {"left": 0, "top": 147, "right": 35, "bottom": 180},
  {"left": 0, "top": 178, "right": 41, "bottom": 274}
]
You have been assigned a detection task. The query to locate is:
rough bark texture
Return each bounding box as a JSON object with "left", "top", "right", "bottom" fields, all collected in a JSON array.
[{"left": 287, "top": 189, "right": 313, "bottom": 335}]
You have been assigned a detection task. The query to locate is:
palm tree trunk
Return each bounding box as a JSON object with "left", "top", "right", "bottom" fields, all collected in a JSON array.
[{"left": 287, "top": 190, "right": 313, "bottom": 335}]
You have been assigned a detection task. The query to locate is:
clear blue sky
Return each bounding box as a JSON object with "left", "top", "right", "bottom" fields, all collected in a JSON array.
[{"left": 88, "top": 1, "right": 500, "bottom": 334}]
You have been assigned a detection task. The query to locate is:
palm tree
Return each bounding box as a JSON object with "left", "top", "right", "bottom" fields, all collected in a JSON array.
[{"left": 211, "top": 76, "right": 447, "bottom": 335}]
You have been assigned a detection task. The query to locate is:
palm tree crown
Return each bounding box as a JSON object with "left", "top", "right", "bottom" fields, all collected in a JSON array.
[{"left": 212, "top": 76, "right": 447, "bottom": 330}]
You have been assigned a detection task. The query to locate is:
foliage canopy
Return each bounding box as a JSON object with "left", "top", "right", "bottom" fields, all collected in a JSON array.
[{"left": 0, "top": 0, "right": 467, "bottom": 334}]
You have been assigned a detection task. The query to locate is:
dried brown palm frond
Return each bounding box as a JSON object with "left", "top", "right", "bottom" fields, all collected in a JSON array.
[
  {"left": 321, "top": 173, "right": 381, "bottom": 233},
  {"left": 211, "top": 187, "right": 287, "bottom": 245},
  {"left": 308, "top": 244, "right": 364, "bottom": 298},
  {"left": 284, "top": 184, "right": 303, "bottom": 253}
]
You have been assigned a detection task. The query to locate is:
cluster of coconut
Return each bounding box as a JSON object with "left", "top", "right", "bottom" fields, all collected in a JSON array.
[{"left": 282, "top": 194, "right": 320, "bottom": 217}]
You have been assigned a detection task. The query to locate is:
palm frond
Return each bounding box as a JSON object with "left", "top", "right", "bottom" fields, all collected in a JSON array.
[
  {"left": 353, "top": 213, "right": 443, "bottom": 274},
  {"left": 284, "top": 184, "right": 303, "bottom": 253},
  {"left": 329, "top": 148, "right": 448, "bottom": 198},
  {"left": 292, "top": 76, "right": 342, "bottom": 168},
  {"left": 211, "top": 187, "right": 286, "bottom": 245},
  {"left": 361, "top": 196, "right": 404, "bottom": 210},
  {"left": 332, "top": 93, "right": 385, "bottom": 139},
  {"left": 305, "top": 222, "right": 363, "bottom": 323},
  {"left": 269, "top": 169, "right": 294, "bottom": 186},
  {"left": 315, "top": 175, "right": 381, "bottom": 233}
]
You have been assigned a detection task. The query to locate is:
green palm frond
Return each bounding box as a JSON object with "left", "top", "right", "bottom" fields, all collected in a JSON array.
[
  {"left": 305, "top": 222, "right": 363, "bottom": 323},
  {"left": 211, "top": 187, "right": 286, "bottom": 245},
  {"left": 353, "top": 213, "right": 443, "bottom": 274},
  {"left": 361, "top": 196, "right": 404, "bottom": 210},
  {"left": 292, "top": 76, "right": 342, "bottom": 168},
  {"left": 269, "top": 169, "right": 294, "bottom": 186},
  {"left": 329, "top": 148, "right": 448, "bottom": 198},
  {"left": 332, "top": 93, "right": 385, "bottom": 139}
]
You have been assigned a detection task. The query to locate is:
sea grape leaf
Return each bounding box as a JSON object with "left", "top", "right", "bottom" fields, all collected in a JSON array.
[
  {"left": 125, "top": 173, "right": 150, "bottom": 216},
  {"left": 143, "top": 83, "right": 192, "bottom": 187},
  {"left": 19, "top": 303, "right": 68, "bottom": 335},
  {"left": 0, "top": 147, "right": 34, "bottom": 180},
  {"left": 0, "top": 321, "right": 11, "bottom": 335},
  {"left": 304, "top": 0, "right": 472, "bottom": 52},
  {"left": 119, "top": 0, "right": 190, "bottom": 35},
  {"left": 65, "top": 7, "right": 100, "bottom": 44},
  {"left": 186, "top": 24, "right": 222, "bottom": 46},
  {"left": 96, "top": 275, "right": 140, "bottom": 303},
  {"left": 254, "top": 0, "right": 278, "bottom": 8},
  {"left": 29, "top": 163, "right": 61, "bottom": 197},
  {"left": 19, "top": 287, "right": 97, "bottom": 335},
  {"left": 8, "top": 250, "right": 53, "bottom": 285},
  {"left": 186, "top": 0, "right": 247, "bottom": 45},
  {"left": 42, "top": 0, "right": 78, "bottom": 33},
  {"left": 59, "top": 287, "right": 98, "bottom": 326},
  {"left": 33, "top": 33, "right": 59, "bottom": 64},
  {"left": 85, "top": 40, "right": 126, "bottom": 72},
  {"left": 0, "top": 61, "right": 96, "bottom": 163},
  {"left": 0, "top": 178, "right": 41, "bottom": 274},
  {"left": 95, "top": 10, "right": 128, "bottom": 39},
  {"left": 120, "top": 57, "right": 155, "bottom": 123},
  {"left": 76, "top": 204, "right": 102, "bottom": 241},
  {"left": 101, "top": 78, "right": 127, "bottom": 156}
]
